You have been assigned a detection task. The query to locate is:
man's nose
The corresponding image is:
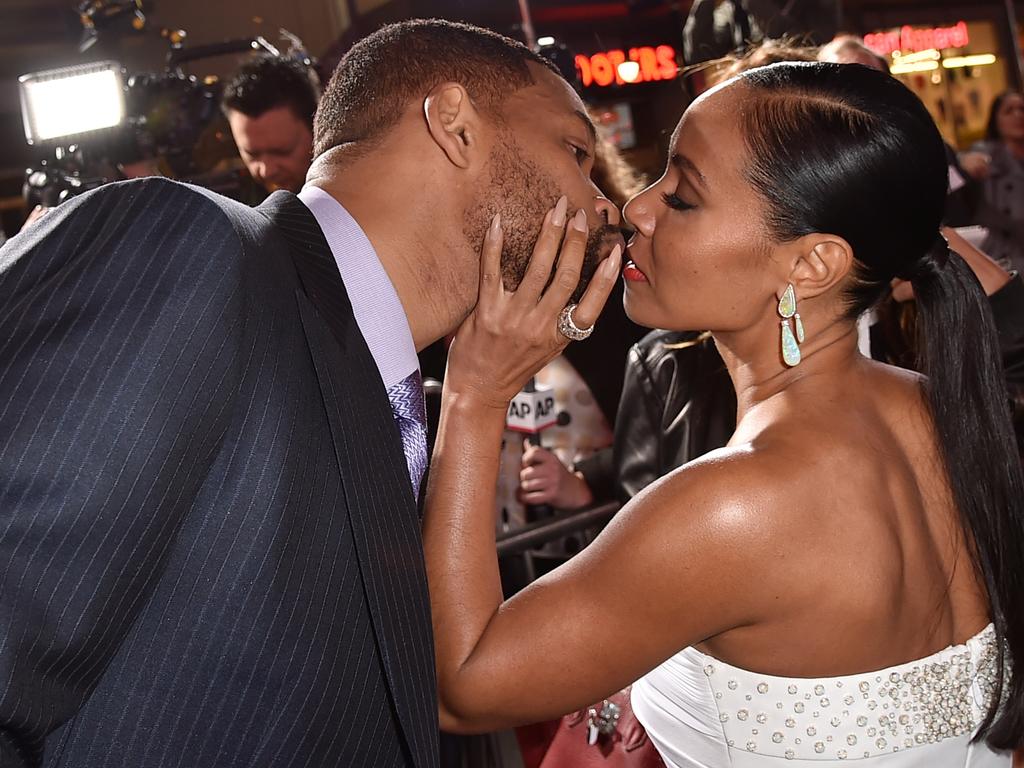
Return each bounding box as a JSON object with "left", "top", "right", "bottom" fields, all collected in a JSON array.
[
  {"left": 263, "top": 161, "right": 282, "bottom": 180},
  {"left": 594, "top": 195, "right": 621, "bottom": 227}
]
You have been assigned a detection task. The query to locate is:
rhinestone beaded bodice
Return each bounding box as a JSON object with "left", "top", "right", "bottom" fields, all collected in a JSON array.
[{"left": 632, "top": 624, "right": 1008, "bottom": 767}]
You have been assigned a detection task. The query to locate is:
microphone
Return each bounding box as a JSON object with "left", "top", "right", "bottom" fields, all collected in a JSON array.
[
  {"left": 507, "top": 378, "right": 558, "bottom": 436},
  {"left": 507, "top": 378, "right": 558, "bottom": 520}
]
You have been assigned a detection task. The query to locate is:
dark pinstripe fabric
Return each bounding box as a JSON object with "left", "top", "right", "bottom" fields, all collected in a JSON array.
[{"left": 0, "top": 179, "right": 439, "bottom": 768}]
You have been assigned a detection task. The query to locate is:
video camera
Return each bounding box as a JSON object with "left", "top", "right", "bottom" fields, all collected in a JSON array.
[{"left": 18, "top": 0, "right": 314, "bottom": 207}]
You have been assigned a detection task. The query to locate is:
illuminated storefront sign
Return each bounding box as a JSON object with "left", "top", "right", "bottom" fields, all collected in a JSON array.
[
  {"left": 865, "top": 21, "right": 969, "bottom": 57},
  {"left": 575, "top": 45, "right": 678, "bottom": 87}
]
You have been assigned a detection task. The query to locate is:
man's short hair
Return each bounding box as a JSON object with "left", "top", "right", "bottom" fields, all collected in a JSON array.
[
  {"left": 222, "top": 55, "right": 320, "bottom": 128},
  {"left": 313, "top": 19, "right": 560, "bottom": 158}
]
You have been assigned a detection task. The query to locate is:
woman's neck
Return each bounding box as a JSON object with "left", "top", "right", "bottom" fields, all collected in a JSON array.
[{"left": 714, "top": 320, "right": 863, "bottom": 425}]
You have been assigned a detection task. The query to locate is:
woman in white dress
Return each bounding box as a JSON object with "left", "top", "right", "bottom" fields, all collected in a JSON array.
[{"left": 422, "top": 62, "right": 1024, "bottom": 765}]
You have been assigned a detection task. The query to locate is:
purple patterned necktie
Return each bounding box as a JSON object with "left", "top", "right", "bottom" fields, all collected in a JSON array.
[{"left": 386, "top": 370, "right": 428, "bottom": 500}]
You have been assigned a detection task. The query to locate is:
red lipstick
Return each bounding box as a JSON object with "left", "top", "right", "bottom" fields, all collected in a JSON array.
[{"left": 623, "top": 260, "right": 648, "bottom": 283}]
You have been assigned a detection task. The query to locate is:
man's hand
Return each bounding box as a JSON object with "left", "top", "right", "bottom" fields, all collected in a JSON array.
[{"left": 518, "top": 443, "right": 594, "bottom": 510}]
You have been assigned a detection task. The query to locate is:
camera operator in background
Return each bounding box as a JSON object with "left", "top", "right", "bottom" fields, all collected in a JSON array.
[{"left": 222, "top": 54, "right": 320, "bottom": 195}]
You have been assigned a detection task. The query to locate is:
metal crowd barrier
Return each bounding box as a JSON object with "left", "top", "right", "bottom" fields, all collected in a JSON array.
[{"left": 495, "top": 501, "right": 619, "bottom": 557}]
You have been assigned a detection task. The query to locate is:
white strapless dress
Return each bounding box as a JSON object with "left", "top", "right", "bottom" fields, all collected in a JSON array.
[{"left": 632, "top": 624, "right": 1009, "bottom": 766}]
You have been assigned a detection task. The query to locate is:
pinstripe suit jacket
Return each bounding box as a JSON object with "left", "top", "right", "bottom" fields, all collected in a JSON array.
[{"left": 0, "top": 178, "right": 439, "bottom": 768}]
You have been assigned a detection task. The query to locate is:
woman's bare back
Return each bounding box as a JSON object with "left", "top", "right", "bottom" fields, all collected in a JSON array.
[{"left": 698, "top": 358, "right": 991, "bottom": 677}]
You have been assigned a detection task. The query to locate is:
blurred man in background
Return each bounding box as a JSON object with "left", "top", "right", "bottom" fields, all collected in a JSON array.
[{"left": 222, "top": 54, "right": 320, "bottom": 193}]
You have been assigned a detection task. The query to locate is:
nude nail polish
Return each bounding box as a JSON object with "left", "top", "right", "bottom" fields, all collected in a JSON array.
[
  {"left": 572, "top": 208, "right": 587, "bottom": 232},
  {"left": 552, "top": 196, "right": 568, "bottom": 227}
]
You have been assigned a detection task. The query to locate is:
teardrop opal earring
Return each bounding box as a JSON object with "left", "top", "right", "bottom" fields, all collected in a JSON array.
[{"left": 778, "top": 284, "right": 802, "bottom": 367}]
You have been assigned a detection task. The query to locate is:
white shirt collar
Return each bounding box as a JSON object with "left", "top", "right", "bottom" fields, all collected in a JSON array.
[{"left": 297, "top": 185, "right": 419, "bottom": 390}]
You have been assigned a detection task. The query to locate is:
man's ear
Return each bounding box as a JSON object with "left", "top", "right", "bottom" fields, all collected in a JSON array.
[
  {"left": 784, "top": 234, "right": 854, "bottom": 301},
  {"left": 423, "top": 82, "right": 482, "bottom": 170}
]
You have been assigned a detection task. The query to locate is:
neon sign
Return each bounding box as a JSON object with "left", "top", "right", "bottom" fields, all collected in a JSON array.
[
  {"left": 575, "top": 45, "right": 678, "bottom": 87},
  {"left": 864, "top": 21, "right": 969, "bottom": 57}
]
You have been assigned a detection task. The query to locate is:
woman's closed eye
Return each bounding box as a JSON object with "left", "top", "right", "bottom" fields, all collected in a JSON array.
[{"left": 661, "top": 191, "right": 696, "bottom": 211}]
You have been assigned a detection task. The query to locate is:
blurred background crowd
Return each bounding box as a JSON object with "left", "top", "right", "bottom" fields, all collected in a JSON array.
[{"left": 3, "top": 0, "right": 1024, "bottom": 245}]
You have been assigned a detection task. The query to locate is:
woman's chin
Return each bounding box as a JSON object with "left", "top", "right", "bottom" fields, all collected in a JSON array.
[
  {"left": 623, "top": 294, "right": 708, "bottom": 334},
  {"left": 623, "top": 293, "right": 659, "bottom": 329}
]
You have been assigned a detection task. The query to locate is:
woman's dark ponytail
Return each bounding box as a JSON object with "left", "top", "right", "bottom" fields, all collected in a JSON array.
[
  {"left": 907, "top": 239, "right": 1024, "bottom": 745},
  {"left": 739, "top": 62, "right": 1024, "bottom": 749}
]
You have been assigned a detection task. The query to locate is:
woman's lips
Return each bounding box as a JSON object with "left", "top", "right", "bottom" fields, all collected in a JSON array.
[{"left": 623, "top": 260, "right": 648, "bottom": 283}]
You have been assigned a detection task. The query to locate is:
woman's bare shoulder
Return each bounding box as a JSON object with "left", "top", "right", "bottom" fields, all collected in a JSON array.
[
  {"left": 617, "top": 444, "right": 821, "bottom": 587},
  {"left": 619, "top": 436, "right": 867, "bottom": 601},
  {"left": 634, "top": 440, "right": 806, "bottom": 516}
]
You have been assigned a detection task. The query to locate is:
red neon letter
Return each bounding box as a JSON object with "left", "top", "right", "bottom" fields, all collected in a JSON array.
[
  {"left": 952, "top": 20, "right": 969, "bottom": 48},
  {"left": 575, "top": 54, "right": 593, "bottom": 87},
  {"left": 900, "top": 25, "right": 914, "bottom": 52},
  {"left": 591, "top": 53, "right": 615, "bottom": 87},
  {"left": 607, "top": 49, "right": 627, "bottom": 84},
  {"left": 632, "top": 46, "right": 659, "bottom": 81},
  {"left": 656, "top": 45, "right": 678, "bottom": 80}
]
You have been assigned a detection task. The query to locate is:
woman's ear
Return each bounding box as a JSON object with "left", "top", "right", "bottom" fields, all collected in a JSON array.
[
  {"left": 786, "top": 235, "right": 854, "bottom": 301},
  {"left": 423, "top": 82, "right": 482, "bottom": 170}
]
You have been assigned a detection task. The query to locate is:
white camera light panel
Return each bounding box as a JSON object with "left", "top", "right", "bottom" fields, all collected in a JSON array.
[{"left": 20, "top": 62, "right": 125, "bottom": 144}]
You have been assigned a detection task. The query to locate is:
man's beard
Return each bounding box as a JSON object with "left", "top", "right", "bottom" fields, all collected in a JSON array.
[{"left": 464, "top": 137, "right": 620, "bottom": 305}]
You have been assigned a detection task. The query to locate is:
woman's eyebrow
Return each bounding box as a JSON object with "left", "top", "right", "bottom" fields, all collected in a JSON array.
[{"left": 670, "top": 152, "right": 708, "bottom": 190}]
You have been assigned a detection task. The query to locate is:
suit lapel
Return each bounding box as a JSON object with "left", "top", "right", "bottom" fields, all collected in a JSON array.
[{"left": 259, "top": 191, "right": 439, "bottom": 768}]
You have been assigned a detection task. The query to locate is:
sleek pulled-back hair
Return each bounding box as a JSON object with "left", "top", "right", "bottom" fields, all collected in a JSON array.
[
  {"left": 736, "top": 61, "right": 1024, "bottom": 748},
  {"left": 313, "top": 19, "right": 559, "bottom": 158}
]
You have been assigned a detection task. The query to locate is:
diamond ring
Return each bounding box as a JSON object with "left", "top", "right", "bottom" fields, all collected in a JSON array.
[{"left": 557, "top": 304, "right": 594, "bottom": 341}]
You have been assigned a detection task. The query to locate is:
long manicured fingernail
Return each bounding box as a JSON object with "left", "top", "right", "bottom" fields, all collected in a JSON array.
[
  {"left": 552, "top": 196, "right": 568, "bottom": 227},
  {"left": 572, "top": 208, "right": 587, "bottom": 233},
  {"left": 603, "top": 244, "right": 622, "bottom": 276},
  {"left": 489, "top": 212, "right": 501, "bottom": 236}
]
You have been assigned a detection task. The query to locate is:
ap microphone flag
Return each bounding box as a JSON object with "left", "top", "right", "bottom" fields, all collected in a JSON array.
[{"left": 506, "top": 379, "right": 557, "bottom": 435}]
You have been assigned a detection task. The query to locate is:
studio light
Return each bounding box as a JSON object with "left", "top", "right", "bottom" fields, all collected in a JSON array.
[{"left": 19, "top": 60, "right": 126, "bottom": 145}]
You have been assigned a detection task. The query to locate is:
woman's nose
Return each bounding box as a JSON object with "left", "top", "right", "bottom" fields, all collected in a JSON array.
[{"left": 622, "top": 189, "right": 655, "bottom": 238}]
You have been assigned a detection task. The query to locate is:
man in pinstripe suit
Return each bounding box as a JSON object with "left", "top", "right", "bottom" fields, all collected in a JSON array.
[{"left": 0, "top": 19, "right": 623, "bottom": 768}]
